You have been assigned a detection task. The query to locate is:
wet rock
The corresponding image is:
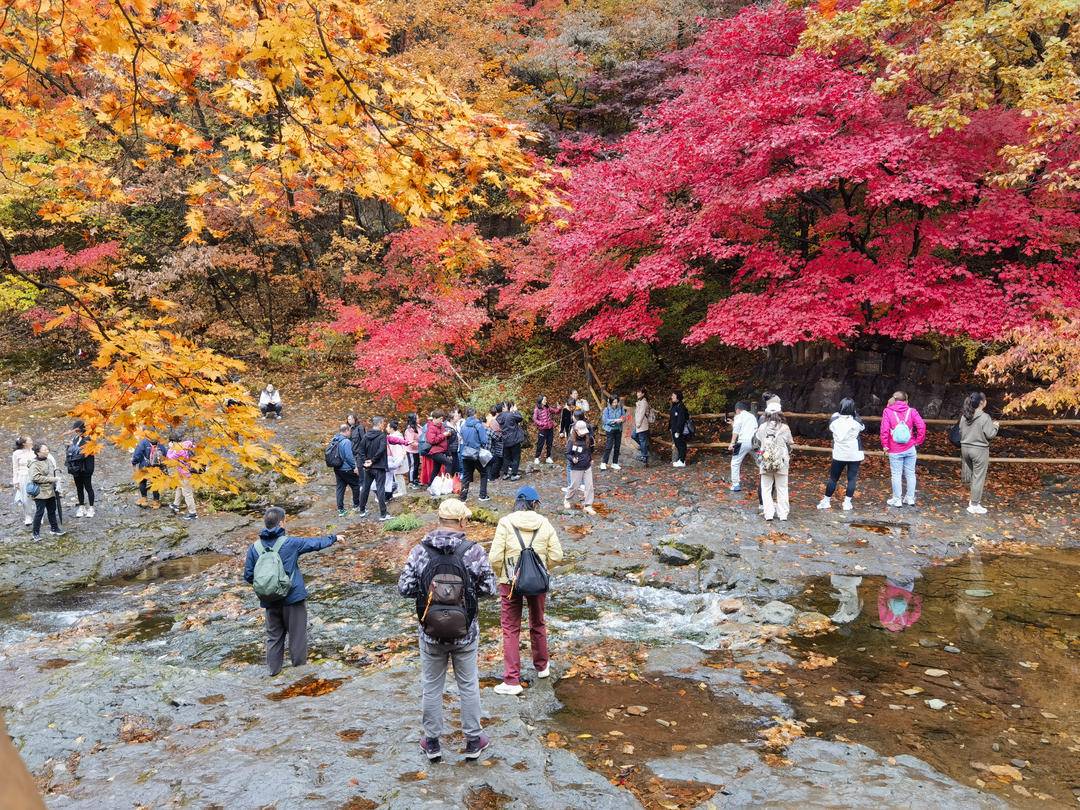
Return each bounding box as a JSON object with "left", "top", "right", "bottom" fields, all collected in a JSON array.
[
  {"left": 656, "top": 545, "right": 692, "bottom": 566},
  {"left": 793, "top": 611, "right": 831, "bottom": 634},
  {"left": 925, "top": 699, "right": 949, "bottom": 711},
  {"left": 757, "top": 601, "right": 797, "bottom": 626},
  {"left": 944, "top": 645, "right": 960, "bottom": 654},
  {"left": 719, "top": 598, "right": 744, "bottom": 614},
  {"left": 653, "top": 539, "right": 714, "bottom": 566}
]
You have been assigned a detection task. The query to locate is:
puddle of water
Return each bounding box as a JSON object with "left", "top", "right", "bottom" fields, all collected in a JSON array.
[
  {"left": 789, "top": 548, "right": 1080, "bottom": 804},
  {"left": 113, "top": 608, "right": 175, "bottom": 643},
  {"left": 115, "top": 553, "right": 232, "bottom": 584},
  {"left": 551, "top": 674, "right": 758, "bottom": 808},
  {"left": 267, "top": 674, "right": 348, "bottom": 701},
  {"left": 848, "top": 521, "right": 909, "bottom": 535},
  {"left": 37, "top": 658, "right": 76, "bottom": 671}
]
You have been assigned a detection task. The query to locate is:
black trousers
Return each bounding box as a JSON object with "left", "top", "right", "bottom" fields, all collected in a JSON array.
[
  {"left": 460, "top": 456, "right": 488, "bottom": 500},
  {"left": 825, "top": 459, "right": 861, "bottom": 498},
  {"left": 138, "top": 477, "right": 160, "bottom": 500},
  {"left": 261, "top": 403, "right": 282, "bottom": 417},
  {"left": 502, "top": 444, "right": 522, "bottom": 477},
  {"left": 408, "top": 453, "right": 420, "bottom": 484},
  {"left": 335, "top": 468, "right": 360, "bottom": 509},
  {"left": 359, "top": 468, "right": 388, "bottom": 516},
  {"left": 265, "top": 600, "right": 307, "bottom": 676},
  {"left": 602, "top": 430, "right": 623, "bottom": 464},
  {"left": 534, "top": 428, "right": 554, "bottom": 460},
  {"left": 33, "top": 498, "right": 59, "bottom": 535},
  {"left": 429, "top": 452, "right": 453, "bottom": 479},
  {"left": 73, "top": 470, "right": 95, "bottom": 506},
  {"left": 672, "top": 432, "right": 688, "bottom": 463}
]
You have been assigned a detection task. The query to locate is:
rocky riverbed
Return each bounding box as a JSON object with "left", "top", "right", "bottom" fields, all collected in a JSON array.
[{"left": 1, "top": 390, "right": 1077, "bottom": 808}]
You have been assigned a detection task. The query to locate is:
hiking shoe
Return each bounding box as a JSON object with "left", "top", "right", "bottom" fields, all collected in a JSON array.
[
  {"left": 536, "top": 665, "right": 551, "bottom": 679},
  {"left": 816, "top": 497, "right": 831, "bottom": 510},
  {"left": 583, "top": 506, "right": 597, "bottom": 516},
  {"left": 842, "top": 497, "right": 853, "bottom": 511},
  {"left": 611, "top": 463, "right": 621, "bottom": 471},
  {"left": 464, "top": 734, "right": 491, "bottom": 760},
  {"left": 967, "top": 503, "right": 987, "bottom": 515},
  {"left": 49, "top": 529, "right": 66, "bottom": 536},
  {"left": 493, "top": 682, "right": 523, "bottom": 696},
  {"left": 182, "top": 513, "right": 197, "bottom": 521},
  {"left": 886, "top": 498, "right": 902, "bottom": 507},
  {"left": 600, "top": 462, "right": 607, "bottom": 471},
  {"left": 419, "top": 737, "right": 442, "bottom": 761},
  {"left": 378, "top": 514, "right": 391, "bottom": 522},
  {"left": 338, "top": 509, "right": 348, "bottom": 517}
]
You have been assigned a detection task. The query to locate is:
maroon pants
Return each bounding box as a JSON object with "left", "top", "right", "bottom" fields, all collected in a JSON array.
[{"left": 498, "top": 583, "right": 549, "bottom": 685}]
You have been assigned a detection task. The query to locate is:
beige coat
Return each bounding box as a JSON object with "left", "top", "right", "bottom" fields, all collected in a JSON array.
[
  {"left": 634, "top": 398, "right": 651, "bottom": 432},
  {"left": 489, "top": 509, "right": 564, "bottom": 586},
  {"left": 28, "top": 457, "right": 59, "bottom": 500}
]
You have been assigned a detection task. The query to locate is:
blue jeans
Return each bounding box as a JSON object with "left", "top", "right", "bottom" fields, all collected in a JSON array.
[
  {"left": 632, "top": 430, "right": 650, "bottom": 461},
  {"left": 888, "top": 448, "right": 917, "bottom": 502}
]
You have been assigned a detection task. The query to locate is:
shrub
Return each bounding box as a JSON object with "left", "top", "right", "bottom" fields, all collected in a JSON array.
[
  {"left": 677, "top": 367, "right": 732, "bottom": 414},
  {"left": 464, "top": 376, "right": 525, "bottom": 415},
  {"left": 382, "top": 513, "right": 424, "bottom": 532},
  {"left": 595, "top": 339, "right": 660, "bottom": 390}
]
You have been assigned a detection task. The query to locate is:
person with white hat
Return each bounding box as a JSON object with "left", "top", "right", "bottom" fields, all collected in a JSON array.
[
  {"left": 752, "top": 401, "right": 793, "bottom": 521},
  {"left": 259, "top": 384, "right": 283, "bottom": 419},
  {"left": 564, "top": 420, "right": 597, "bottom": 515}
]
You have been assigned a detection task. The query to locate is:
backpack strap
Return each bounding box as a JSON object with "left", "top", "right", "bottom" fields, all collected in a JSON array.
[
  {"left": 511, "top": 525, "right": 536, "bottom": 551},
  {"left": 256, "top": 536, "right": 287, "bottom": 556}
]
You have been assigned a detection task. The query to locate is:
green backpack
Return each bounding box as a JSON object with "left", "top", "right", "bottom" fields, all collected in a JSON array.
[{"left": 252, "top": 538, "right": 291, "bottom": 599}]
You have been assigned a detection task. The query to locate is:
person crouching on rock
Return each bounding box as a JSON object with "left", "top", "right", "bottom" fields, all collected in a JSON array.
[
  {"left": 243, "top": 506, "right": 342, "bottom": 676},
  {"left": 398, "top": 498, "right": 496, "bottom": 762}
]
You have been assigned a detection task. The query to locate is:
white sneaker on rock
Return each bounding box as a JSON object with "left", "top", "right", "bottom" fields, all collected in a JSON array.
[
  {"left": 534, "top": 458, "right": 540, "bottom": 465},
  {"left": 842, "top": 497, "right": 853, "bottom": 511},
  {"left": 886, "top": 498, "right": 902, "bottom": 507},
  {"left": 75, "top": 506, "right": 85, "bottom": 518},
  {"left": 86, "top": 506, "right": 95, "bottom": 518},
  {"left": 903, "top": 497, "right": 916, "bottom": 506},
  {"left": 537, "top": 666, "right": 551, "bottom": 679},
  {"left": 967, "top": 503, "right": 987, "bottom": 515},
  {"left": 24, "top": 517, "right": 32, "bottom": 526},
  {"left": 600, "top": 462, "right": 607, "bottom": 470},
  {"left": 584, "top": 506, "right": 597, "bottom": 516},
  {"left": 611, "top": 463, "right": 621, "bottom": 471},
  {"left": 493, "top": 682, "right": 523, "bottom": 696},
  {"left": 545, "top": 458, "right": 553, "bottom": 464},
  {"left": 816, "top": 497, "right": 831, "bottom": 510}
]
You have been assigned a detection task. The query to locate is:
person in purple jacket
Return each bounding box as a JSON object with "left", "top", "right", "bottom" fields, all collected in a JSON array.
[
  {"left": 879, "top": 391, "right": 927, "bottom": 507},
  {"left": 243, "top": 507, "right": 342, "bottom": 675}
]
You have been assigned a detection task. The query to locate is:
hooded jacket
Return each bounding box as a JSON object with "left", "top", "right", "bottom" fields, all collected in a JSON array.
[
  {"left": 459, "top": 416, "right": 489, "bottom": 451},
  {"left": 358, "top": 429, "right": 388, "bottom": 470},
  {"left": 397, "top": 528, "right": 497, "bottom": 648},
  {"left": 533, "top": 405, "right": 555, "bottom": 431},
  {"left": 829, "top": 414, "right": 865, "bottom": 462},
  {"left": 243, "top": 526, "right": 337, "bottom": 607},
  {"left": 497, "top": 410, "right": 525, "bottom": 447},
  {"left": 330, "top": 433, "right": 357, "bottom": 471},
  {"left": 488, "top": 509, "right": 563, "bottom": 586},
  {"left": 566, "top": 431, "right": 595, "bottom": 471},
  {"left": 958, "top": 410, "right": 998, "bottom": 448},
  {"left": 879, "top": 401, "right": 926, "bottom": 454},
  {"left": 669, "top": 401, "right": 689, "bottom": 435},
  {"left": 426, "top": 421, "right": 449, "bottom": 455}
]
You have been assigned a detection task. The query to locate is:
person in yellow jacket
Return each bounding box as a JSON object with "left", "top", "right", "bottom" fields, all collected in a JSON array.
[{"left": 488, "top": 485, "right": 563, "bottom": 696}]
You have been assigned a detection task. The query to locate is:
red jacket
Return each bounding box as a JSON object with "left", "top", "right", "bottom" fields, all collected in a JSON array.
[{"left": 426, "top": 422, "right": 449, "bottom": 454}]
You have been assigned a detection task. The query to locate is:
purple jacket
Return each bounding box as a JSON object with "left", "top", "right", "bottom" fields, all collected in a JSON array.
[
  {"left": 533, "top": 405, "right": 556, "bottom": 431},
  {"left": 879, "top": 401, "right": 926, "bottom": 454}
]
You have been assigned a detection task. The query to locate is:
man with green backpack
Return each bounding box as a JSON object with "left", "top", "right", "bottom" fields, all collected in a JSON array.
[{"left": 243, "top": 506, "right": 343, "bottom": 675}]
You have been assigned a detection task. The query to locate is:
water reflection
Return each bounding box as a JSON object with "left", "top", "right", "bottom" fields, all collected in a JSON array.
[
  {"left": 878, "top": 577, "right": 922, "bottom": 632},
  {"left": 828, "top": 574, "right": 862, "bottom": 624}
]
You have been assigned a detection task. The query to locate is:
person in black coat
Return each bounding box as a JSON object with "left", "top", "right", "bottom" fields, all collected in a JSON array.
[
  {"left": 357, "top": 416, "right": 390, "bottom": 520},
  {"left": 496, "top": 402, "right": 526, "bottom": 481},
  {"left": 669, "top": 391, "right": 690, "bottom": 467}
]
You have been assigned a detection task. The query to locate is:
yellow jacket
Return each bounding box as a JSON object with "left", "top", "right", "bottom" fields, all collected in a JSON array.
[{"left": 489, "top": 509, "right": 563, "bottom": 586}]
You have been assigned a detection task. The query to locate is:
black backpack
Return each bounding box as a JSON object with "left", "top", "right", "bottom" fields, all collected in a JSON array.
[
  {"left": 324, "top": 437, "right": 344, "bottom": 469},
  {"left": 65, "top": 440, "right": 86, "bottom": 475},
  {"left": 416, "top": 540, "right": 477, "bottom": 641},
  {"left": 510, "top": 527, "right": 549, "bottom": 597}
]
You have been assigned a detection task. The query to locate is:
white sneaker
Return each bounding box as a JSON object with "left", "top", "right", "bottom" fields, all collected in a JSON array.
[
  {"left": 611, "top": 463, "right": 621, "bottom": 471},
  {"left": 545, "top": 458, "right": 553, "bottom": 465},
  {"left": 600, "top": 462, "right": 607, "bottom": 470},
  {"left": 886, "top": 498, "right": 902, "bottom": 507},
  {"left": 537, "top": 666, "right": 551, "bottom": 679},
  {"left": 673, "top": 460, "right": 686, "bottom": 468},
  {"left": 562, "top": 500, "right": 572, "bottom": 510},
  {"left": 903, "top": 497, "right": 916, "bottom": 506},
  {"left": 579, "top": 484, "right": 586, "bottom": 493},
  {"left": 534, "top": 458, "right": 540, "bottom": 465},
  {"left": 23, "top": 516, "right": 32, "bottom": 526},
  {"left": 75, "top": 505, "right": 85, "bottom": 518},
  {"left": 493, "top": 682, "right": 523, "bottom": 696},
  {"left": 842, "top": 497, "right": 853, "bottom": 511},
  {"left": 86, "top": 506, "right": 95, "bottom": 518},
  {"left": 816, "top": 497, "right": 831, "bottom": 510},
  {"left": 584, "top": 506, "right": 597, "bottom": 516},
  {"left": 967, "top": 503, "right": 987, "bottom": 515}
]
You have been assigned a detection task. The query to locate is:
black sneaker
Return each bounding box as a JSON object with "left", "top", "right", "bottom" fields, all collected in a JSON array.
[
  {"left": 478, "top": 496, "right": 491, "bottom": 502},
  {"left": 419, "top": 737, "right": 441, "bottom": 761},
  {"left": 357, "top": 511, "right": 368, "bottom": 518},
  {"left": 181, "top": 513, "right": 197, "bottom": 521},
  {"left": 378, "top": 514, "right": 391, "bottom": 522},
  {"left": 49, "top": 529, "right": 66, "bottom": 536},
  {"left": 463, "top": 734, "right": 491, "bottom": 760},
  {"left": 32, "top": 534, "right": 41, "bottom": 541}
]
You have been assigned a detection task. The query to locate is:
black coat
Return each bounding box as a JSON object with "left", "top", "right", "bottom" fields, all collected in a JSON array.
[
  {"left": 497, "top": 411, "right": 525, "bottom": 447},
  {"left": 669, "top": 402, "right": 689, "bottom": 436},
  {"left": 357, "top": 429, "right": 388, "bottom": 470}
]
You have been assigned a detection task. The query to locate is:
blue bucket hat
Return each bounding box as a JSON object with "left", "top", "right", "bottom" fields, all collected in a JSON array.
[{"left": 516, "top": 485, "right": 541, "bottom": 503}]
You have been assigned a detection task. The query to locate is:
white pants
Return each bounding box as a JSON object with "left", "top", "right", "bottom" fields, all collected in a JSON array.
[
  {"left": 730, "top": 444, "right": 753, "bottom": 487},
  {"left": 14, "top": 485, "right": 34, "bottom": 521},
  {"left": 760, "top": 470, "right": 789, "bottom": 520},
  {"left": 568, "top": 468, "right": 594, "bottom": 506}
]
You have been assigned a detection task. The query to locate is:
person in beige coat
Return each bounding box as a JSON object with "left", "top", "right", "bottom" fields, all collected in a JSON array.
[
  {"left": 488, "top": 486, "right": 563, "bottom": 695},
  {"left": 632, "top": 389, "right": 652, "bottom": 465},
  {"left": 958, "top": 392, "right": 999, "bottom": 515}
]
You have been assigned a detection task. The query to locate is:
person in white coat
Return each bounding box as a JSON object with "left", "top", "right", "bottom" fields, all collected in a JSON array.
[
  {"left": 259, "top": 385, "right": 283, "bottom": 418},
  {"left": 728, "top": 401, "right": 757, "bottom": 492},
  {"left": 11, "top": 435, "right": 35, "bottom": 526},
  {"left": 817, "top": 398, "right": 865, "bottom": 511}
]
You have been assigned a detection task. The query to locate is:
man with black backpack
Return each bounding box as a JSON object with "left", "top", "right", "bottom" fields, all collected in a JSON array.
[
  {"left": 397, "top": 498, "right": 496, "bottom": 762},
  {"left": 356, "top": 416, "right": 390, "bottom": 521},
  {"left": 243, "top": 506, "right": 342, "bottom": 675},
  {"left": 488, "top": 486, "right": 562, "bottom": 696},
  {"left": 327, "top": 424, "right": 360, "bottom": 517}
]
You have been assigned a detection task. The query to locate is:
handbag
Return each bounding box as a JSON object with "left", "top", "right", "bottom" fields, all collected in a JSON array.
[
  {"left": 26, "top": 481, "right": 40, "bottom": 498},
  {"left": 478, "top": 448, "right": 494, "bottom": 466},
  {"left": 948, "top": 421, "right": 962, "bottom": 448},
  {"left": 683, "top": 416, "right": 695, "bottom": 437},
  {"left": 731, "top": 442, "right": 742, "bottom": 455}
]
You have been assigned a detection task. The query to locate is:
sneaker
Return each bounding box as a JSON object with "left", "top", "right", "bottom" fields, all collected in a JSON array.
[
  {"left": 545, "top": 458, "right": 553, "bottom": 465},
  {"left": 730, "top": 485, "right": 741, "bottom": 492},
  {"left": 561, "top": 486, "right": 571, "bottom": 494},
  {"left": 75, "top": 505, "right": 85, "bottom": 518},
  {"left": 463, "top": 734, "right": 491, "bottom": 760},
  {"left": 842, "top": 497, "right": 853, "bottom": 511},
  {"left": 537, "top": 665, "right": 551, "bottom": 679},
  {"left": 579, "top": 484, "right": 586, "bottom": 493},
  {"left": 357, "top": 511, "right": 368, "bottom": 518},
  {"left": 419, "top": 737, "right": 441, "bottom": 761},
  {"left": 673, "top": 460, "right": 686, "bottom": 468},
  {"left": 584, "top": 506, "right": 597, "bottom": 516},
  {"left": 671, "top": 461, "right": 679, "bottom": 468},
  {"left": 49, "top": 529, "right": 66, "bottom": 536},
  {"left": 478, "top": 496, "right": 491, "bottom": 502},
  {"left": 903, "top": 497, "right": 916, "bottom": 506},
  {"left": 562, "top": 500, "right": 572, "bottom": 510},
  {"left": 967, "top": 503, "right": 987, "bottom": 515},
  {"left": 23, "top": 517, "right": 32, "bottom": 526},
  {"left": 600, "top": 463, "right": 607, "bottom": 471},
  {"left": 493, "top": 682, "right": 523, "bottom": 696},
  {"left": 338, "top": 509, "right": 348, "bottom": 517},
  {"left": 510, "top": 475, "right": 521, "bottom": 482},
  {"left": 169, "top": 503, "right": 180, "bottom": 514},
  {"left": 182, "top": 513, "right": 197, "bottom": 521},
  {"left": 886, "top": 498, "right": 902, "bottom": 507},
  {"left": 86, "top": 506, "right": 95, "bottom": 518},
  {"left": 378, "top": 514, "right": 391, "bottom": 522},
  {"left": 611, "top": 463, "right": 621, "bottom": 471},
  {"left": 816, "top": 497, "right": 831, "bottom": 510},
  {"left": 32, "top": 534, "right": 40, "bottom": 541},
  {"left": 534, "top": 458, "right": 540, "bottom": 465}
]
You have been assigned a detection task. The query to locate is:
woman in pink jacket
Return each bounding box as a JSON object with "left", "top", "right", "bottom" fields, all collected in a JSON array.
[
  {"left": 879, "top": 392, "right": 926, "bottom": 507},
  {"left": 532, "top": 396, "right": 558, "bottom": 465},
  {"left": 167, "top": 435, "right": 197, "bottom": 520}
]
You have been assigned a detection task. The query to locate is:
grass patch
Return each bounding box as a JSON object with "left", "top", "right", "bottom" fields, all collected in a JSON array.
[{"left": 382, "top": 513, "right": 423, "bottom": 533}]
